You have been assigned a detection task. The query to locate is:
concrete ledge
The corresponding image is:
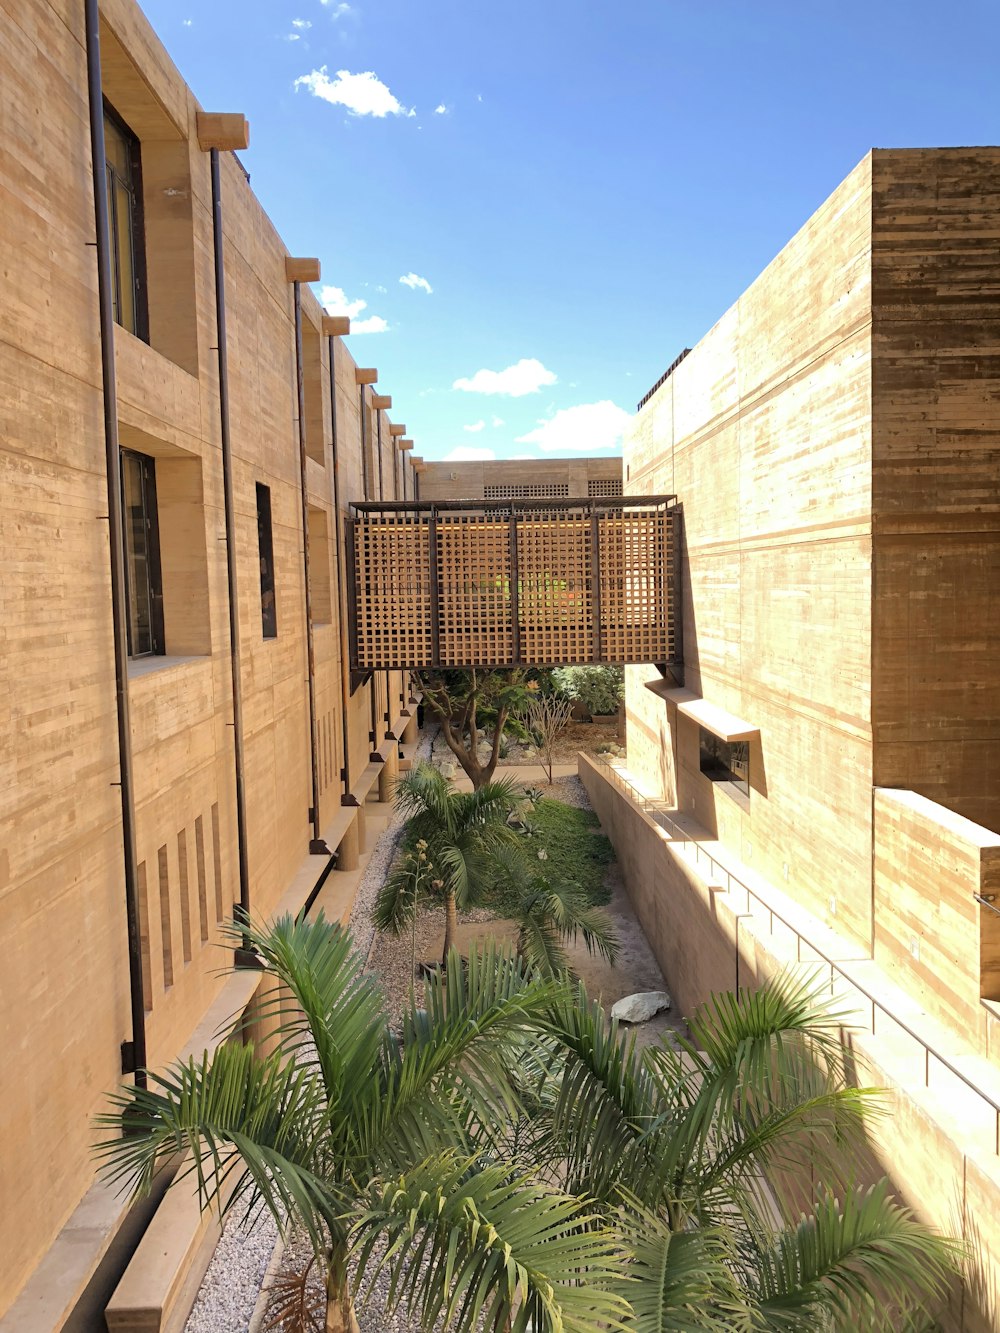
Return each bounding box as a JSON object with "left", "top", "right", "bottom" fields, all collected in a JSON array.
[{"left": 105, "top": 1160, "right": 227, "bottom": 1333}]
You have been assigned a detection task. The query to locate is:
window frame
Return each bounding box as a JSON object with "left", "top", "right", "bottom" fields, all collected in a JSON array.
[
  {"left": 121, "top": 448, "right": 165, "bottom": 658},
  {"left": 698, "top": 727, "right": 750, "bottom": 805},
  {"left": 256, "top": 482, "right": 278, "bottom": 640},
  {"left": 103, "top": 99, "right": 149, "bottom": 342}
]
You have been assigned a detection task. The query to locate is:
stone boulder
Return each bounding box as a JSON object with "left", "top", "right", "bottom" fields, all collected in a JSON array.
[{"left": 611, "top": 991, "right": 672, "bottom": 1023}]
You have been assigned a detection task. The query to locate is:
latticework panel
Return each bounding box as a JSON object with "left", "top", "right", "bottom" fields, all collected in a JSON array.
[
  {"left": 588, "top": 478, "right": 623, "bottom": 497},
  {"left": 517, "top": 512, "right": 593, "bottom": 664},
  {"left": 352, "top": 518, "right": 432, "bottom": 667},
  {"left": 436, "top": 516, "right": 513, "bottom": 666},
  {"left": 483, "top": 483, "right": 570, "bottom": 499},
  {"left": 599, "top": 511, "right": 675, "bottom": 663},
  {"left": 350, "top": 501, "right": 679, "bottom": 670}
]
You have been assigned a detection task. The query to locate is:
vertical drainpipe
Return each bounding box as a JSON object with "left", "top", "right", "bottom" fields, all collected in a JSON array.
[
  {"left": 361, "top": 384, "right": 382, "bottom": 760},
  {"left": 199, "top": 116, "right": 259, "bottom": 965},
  {"left": 289, "top": 268, "right": 330, "bottom": 854},
  {"left": 324, "top": 321, "right": 355, "bottom": 805},
  {"left": 84, "top": 0, "right": 146, "bottom": 1088}
]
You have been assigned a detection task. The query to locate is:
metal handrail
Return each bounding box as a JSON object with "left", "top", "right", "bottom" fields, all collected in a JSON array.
[{"left": 592, "top": 755, "right": 1000, "bottom": 1155}]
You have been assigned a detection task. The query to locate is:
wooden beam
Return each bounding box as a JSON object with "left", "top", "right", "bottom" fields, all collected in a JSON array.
[
  {"left": 371, "top": 394, "right": 392, "bottom": 409},
  {"left": 389, "top": 424, "right": 406, "bottom": 436},
  {"left": 285, "top": 257, "right": 321, "bottom": 283},
  {"left": 195, "top": 112, "right": 250, "bottom": 152},
  {"left": 322, "top": 315, "right": 350, "bottom": 336},
  {"left": 355, "top": 368, "right": 378, "bottom": 386},
  {"left": 398, "top": 439, "right": 413, "bottom": 450}
]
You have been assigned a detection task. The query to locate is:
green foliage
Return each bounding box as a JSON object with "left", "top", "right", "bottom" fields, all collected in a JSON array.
[
  {"left": 508, "top": 796, "right": 613, "bottom": 909},
  {"left": 552, "top": 664, "right": 625, "bottom": 716},
  {"left": 96, "top": 924, "right": 960, "bottom": 1332}
]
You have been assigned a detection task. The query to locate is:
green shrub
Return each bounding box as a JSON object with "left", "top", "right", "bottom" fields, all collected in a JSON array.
[
  {"left": 551, "top": 665, "right": 624, "bottom": 717},
  {"left": 485, "top": 797, "right": 613, "bottom": 915}
]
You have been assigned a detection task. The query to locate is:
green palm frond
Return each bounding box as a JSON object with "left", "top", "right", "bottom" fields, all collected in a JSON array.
[
  {"left": 749, "top": 1180, "right": 959, "bottom": 1330},
  {"left": 95, "top": 1041, "right": 336, "bottom": 1252},
  {"left": 373, "top": 860, "right": 423, "bottom": 934},
  {"left": 352, "top": 1151, "right": 630, "bottom": 1333},
  {"left": 226, "top": 914, "right": 389, "bottom": 1117},
  {"left": 355, "top": 945, "right": 565, "bottom": 1171},
  {"left": 616, "top": 1202, "right": 752, "bottom": 1331}
]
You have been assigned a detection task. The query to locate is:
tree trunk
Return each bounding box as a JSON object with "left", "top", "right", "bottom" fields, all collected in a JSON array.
[
  {"left": 442, "top": 889, "right": 459, "bottom": 966},
  {"left": 327, "top": 1260, "right": 361, "bottom": 1333}
]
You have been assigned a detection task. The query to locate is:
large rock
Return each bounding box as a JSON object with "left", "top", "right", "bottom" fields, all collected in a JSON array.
[{"left": 611, "top": 991, "right": 672, "bottom": 1023}]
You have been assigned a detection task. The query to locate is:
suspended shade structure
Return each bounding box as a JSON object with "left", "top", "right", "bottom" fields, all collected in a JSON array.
[{"left": 347, "top": 496, "right": 681, "bottom": 671}]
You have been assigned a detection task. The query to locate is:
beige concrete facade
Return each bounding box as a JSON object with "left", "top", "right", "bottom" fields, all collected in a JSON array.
[
  {"left": 593, "top": 147, "right": 1000, "bottom": 1329},
  {"left": 412, "top": 454, "right": 623, "bottom": 500},
  {"left": 0, "top": 1, "right": 417, "bottom": 1324}
]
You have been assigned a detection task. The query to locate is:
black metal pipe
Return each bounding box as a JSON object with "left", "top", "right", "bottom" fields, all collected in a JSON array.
[
  {"left": 360, "top": 384, "right": 370, "bottom": 498},
  {"left": 509, "top": 507, "right": 520, "bottom": 665},
  {"left": 327, "top": 336, "right": 354, "bottom": 801},
  {"left": 209, "top": 149, "right": 253, "bottom": 954},
  {"left": 351, "top": 494, "right": 678, "bottom": 513},
  {"left": 590, "top": 501, "right": 603, "bottom": 664},
  {"left": 85, "top": 0, "right": 146, "bottom": 1088},
  {"left": 292, "top": 284, "right": 327, "bottom": 853}
]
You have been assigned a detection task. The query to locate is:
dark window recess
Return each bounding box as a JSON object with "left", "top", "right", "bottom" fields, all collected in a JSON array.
[
  {"left": 121, "top": 450, "right": 164, "bottom": 657},
  {"left": 699, "top": 729, "right": 749, "bottom": 799},
  {"left": 103, "top": 103, "right": 148, "bottom": 341},
  {"left": 256, "top": 483, "right": 277, "bottom": 639}
]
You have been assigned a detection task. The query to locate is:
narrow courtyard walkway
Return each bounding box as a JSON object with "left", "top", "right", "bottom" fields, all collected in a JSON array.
[{"left": 183, "top": 744, "right": 677, "bottom": 1333}]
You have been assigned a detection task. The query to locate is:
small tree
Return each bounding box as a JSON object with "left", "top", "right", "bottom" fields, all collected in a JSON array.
[
  {"left": 374, "top": 763, "right": 522, "bottom": 962},
  {"left": 521, "top": 688, "right": 574, "bottom": 784},
  {"left": 417, "top": 667, "right": 530, "bottom": 789}
]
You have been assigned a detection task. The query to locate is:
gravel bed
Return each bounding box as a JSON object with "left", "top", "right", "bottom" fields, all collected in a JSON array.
[{"left": 184, "top": 1209, "right": 278, "bottom": 1333}]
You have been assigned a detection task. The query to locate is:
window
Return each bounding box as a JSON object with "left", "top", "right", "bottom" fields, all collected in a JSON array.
[
  {"left": 256, "top": 483, "right": 277, "bottom": 638},
  {"left": 699, "top": 728, "right": 749, "bottom": 801},
  {"left": 103, "top": 103, "right": 148, "bottom": 341},
  {"left": 121, "top": 449, "right": 164, "bottom": 657}
]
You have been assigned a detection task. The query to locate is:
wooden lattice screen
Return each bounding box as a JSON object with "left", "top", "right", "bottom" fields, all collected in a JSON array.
[{"left": 348, "top": 497, "right": 679, "bottom": 670}]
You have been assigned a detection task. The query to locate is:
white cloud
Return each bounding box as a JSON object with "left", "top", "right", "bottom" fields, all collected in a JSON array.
[
  {"left": 321, "top": 1, "right": 353, "bottom": 14},
  {"left": 182, "top": 17, "right": 193, "bottom": 25},
  {"left": 463, "top": 420, "right": 486, "bottom": 433},
  {"left": 295, "top": 67, "right": 414, "bottom": 118},
  {"left": 453, "top": 358, "right": 556, "bottom": 398},
  {"left": 292, "top": 17, "right": 312, "bottom": 28},
  {"left": 285, "top": 33, "right": 301, "bottom": 41},
  {"left": 400, "top": 272, "right": 433, "bottom": 294},
  {"left": 516, "top": 401, "right": 632, "bottom": 452},
  {"left": 320, "top": 285, "right": 367, "bottom": 319},
  {"left": 491, "top": 415, "right": 504, "bottom": 427},
  {"left": 375, "top": 284, "right": 387, "bottom": 294},
  {"left": 443, "top": 446, "right": 496, "bottom": 462},
  {"left": 320, "top": 285, "right": 388, "bottom": 334},
  {"left": 434, "top": 103, "right": 448, "bottom": 115}
]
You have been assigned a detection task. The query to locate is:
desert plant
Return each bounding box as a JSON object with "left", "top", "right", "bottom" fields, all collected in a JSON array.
[
  {"left": 520, "top": 688, "right": 575, "bottom": 784},
  {"left": 416, "top": 668, "right": 531, "bottom": 789}
]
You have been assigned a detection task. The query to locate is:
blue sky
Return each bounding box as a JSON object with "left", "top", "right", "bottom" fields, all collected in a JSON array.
[{"left": 140, "top": 0, "right": 999, "bottom": 463}]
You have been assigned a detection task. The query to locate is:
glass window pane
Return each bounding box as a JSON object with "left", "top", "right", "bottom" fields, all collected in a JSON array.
[
  {"left": 114, "top": 180, "right": 136, "bottom": 334},
  {"left": 123, "top": 453, "right": 154, "bottom": 656}
]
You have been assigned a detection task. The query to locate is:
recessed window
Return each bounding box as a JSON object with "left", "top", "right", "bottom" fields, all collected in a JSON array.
[
  {"left": 699, "top": 728, "right": 749, "bottom": 802},
  {"left": 121, "top": 449, "right": 164, "bottom": 657},
  {"left": 256, "top": 483, "right": 277, "bottom": 639},
  {"left": 103, "top": 103, "right": 148, "bottom": 341}
]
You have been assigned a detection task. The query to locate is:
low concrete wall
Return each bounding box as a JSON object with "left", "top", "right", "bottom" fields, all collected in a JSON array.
[{"left": 580, "top": 755, "right": 1000, "bottom": 1332}]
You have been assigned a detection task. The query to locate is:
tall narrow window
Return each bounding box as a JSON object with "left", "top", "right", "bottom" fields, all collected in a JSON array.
[
  {"left": 121, "top": 449, "right": 164, "bottom": 657},
  {"left": 103, "top": 103, "right": 148, "bottom": 340},
  {"left": 256, "top": 483, "right": 277, "bottom": 638}
]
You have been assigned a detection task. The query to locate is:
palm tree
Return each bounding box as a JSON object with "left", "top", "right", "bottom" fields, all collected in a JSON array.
[
  {"left": 521, "top": 972, "right": 959, "bottom": 1330},
  {"left": 95, "top": 914, "right": 628, "bottom": 1333},
  {"left": 492, "top": 854, "right": 620, "bottom": 977},
  {"left": 374, "top": 762, "right": 522, "bottom": 963}
]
